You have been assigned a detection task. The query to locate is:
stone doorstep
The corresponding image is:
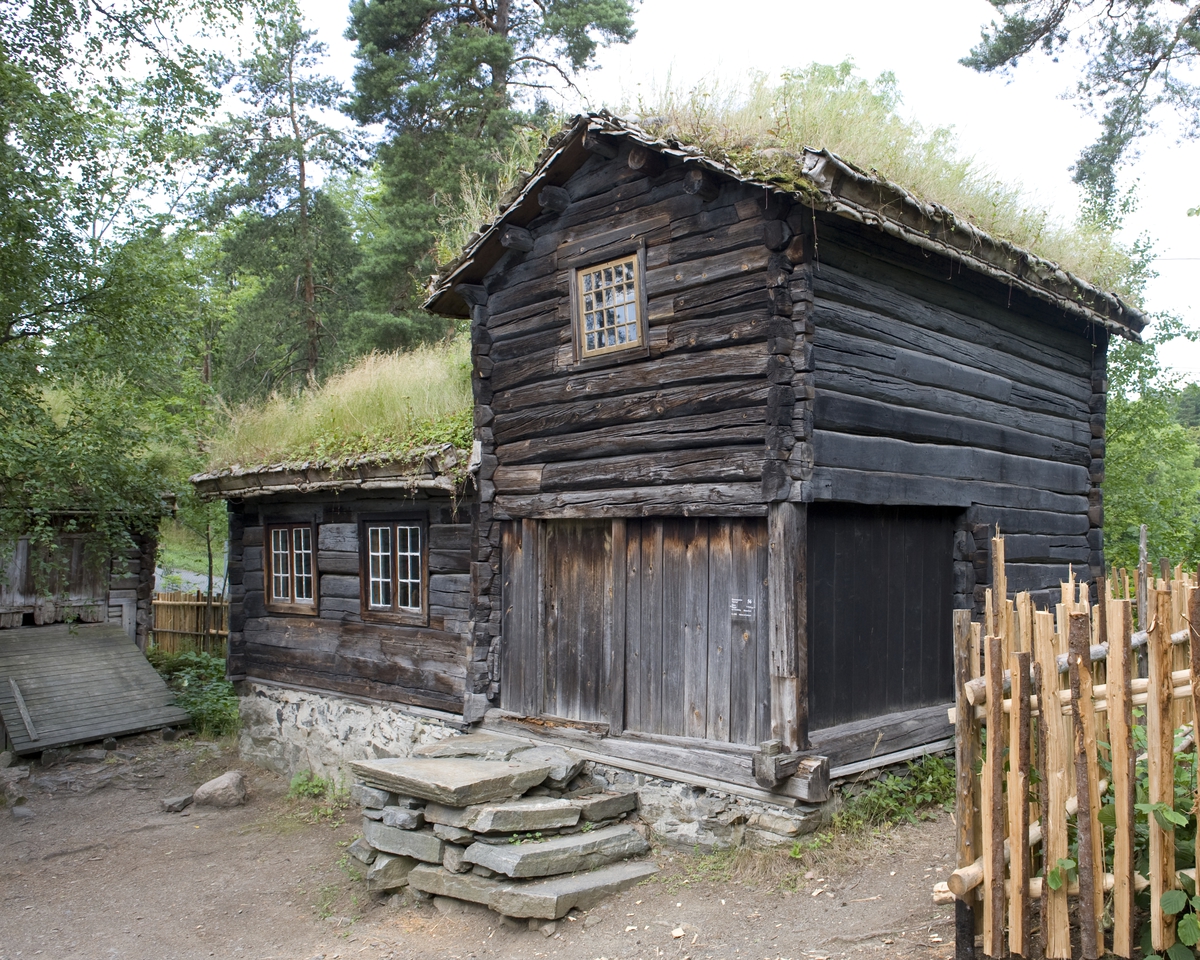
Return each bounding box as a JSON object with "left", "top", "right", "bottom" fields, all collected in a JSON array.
[
  {"left": 407, "top": 860, "right": 660, "bottom": 920},
  {"left": 362, "top": 821, "right": 445, "bottom": 863},
  {"left": 413, "top": 733, "right": 526, "bottom": 761},
  {"left": 462, "top": 824, "right": 650, "bottom": 879},
  {"left": 425, "top": 797, "right": 582, "bottom": 834},
  {"left": 575, "top": 791, "right": 637, "bottom": 822},
  {"left": 350, "top": 758, "right": 552, "bottom": 806}
]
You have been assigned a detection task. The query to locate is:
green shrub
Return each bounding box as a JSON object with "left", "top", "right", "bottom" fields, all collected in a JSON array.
[
  {"left": 834, "top": 753, "right": 956, "bottom": 832},
  {"left": 288, "top": 770, "right": 333, "bottom": 799},
  {"left": 147, "top": 649, "right": 240, "bottom": 738}
]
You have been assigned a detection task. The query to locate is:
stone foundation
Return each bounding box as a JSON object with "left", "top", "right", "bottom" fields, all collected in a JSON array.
[
  {"left": 237, "top": 683, "right": 460, "bottom": 784},
  {"left": 237, "top": 685, "right": 834, "bottom": 849}
]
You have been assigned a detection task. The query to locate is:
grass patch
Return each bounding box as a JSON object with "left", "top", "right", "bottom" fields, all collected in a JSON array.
[
  {"left": 206, "top": 337, "right": 473, "bottom": 472},
  {"left": 147, "top": 649, "right": 240, "bottom": 738},
  {"left": 286, "top": 769, "right": 352, "bottom": 826}
]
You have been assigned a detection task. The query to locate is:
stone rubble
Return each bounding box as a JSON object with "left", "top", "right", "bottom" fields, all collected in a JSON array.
[{"left": 348, "top": 735, "right": 657, "bottom": 921}]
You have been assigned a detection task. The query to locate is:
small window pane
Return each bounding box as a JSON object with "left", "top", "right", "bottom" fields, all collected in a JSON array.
[
  {"left": 577, "top": 255, "right": 641, "bottom": 358},
  {"left": 396, "top": 524, "right": 422, "bottom": 611},
  {"left": 271, "top": 528, "right": 290, "bottom": 601},
  {"left": 368, "top": 526, "right": 392, "bottom": 608},
  {"left": 292, "top": 527, "right": 313, "bottom": 602}
]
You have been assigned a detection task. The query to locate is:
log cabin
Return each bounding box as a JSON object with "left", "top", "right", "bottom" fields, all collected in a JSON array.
[{"left": 198, "top": 112, "right": 1144, "bottom": 804}]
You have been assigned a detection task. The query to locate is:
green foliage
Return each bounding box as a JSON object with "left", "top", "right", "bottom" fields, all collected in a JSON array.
[
  {"left": 288, "top": 769, "right": 334, "bottom": 799},
  {"left": 147, "top": 649, "right": 240, "bottom": 737},
  {"left": 205, "top": 336, "right": 473, "bottom": 469},
  {"left": 962, "top": 1, "right": 1200, "bottom": 215},
  {"left": 1104, "top": 317, "right": 1200, "bottom": 571},
  {"left": 830, "top": 754, "right": 956, "bottom": 833},
  {"left": 632, "top": 63, "right": 1144, "bottom": 295}
]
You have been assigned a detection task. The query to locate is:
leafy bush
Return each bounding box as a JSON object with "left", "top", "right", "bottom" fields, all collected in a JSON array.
[
  {"left": 833, "top": 753, "right": 956, "bottom": 832},
  {"left": 288, "top": 770, "right": 334, "bottom": 799},
  {"left": 147, "top": 649, "right": 240, "bottom": 738}
]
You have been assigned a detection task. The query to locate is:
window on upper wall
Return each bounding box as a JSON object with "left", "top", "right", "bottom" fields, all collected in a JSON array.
[
  {"left": 265, "top": 523, "right": 316, "bottom": 614},
  {"left": 572, "top": 252, "right": 647, "bottom": 362},
  {"left": 359, "top": 517, "right": 427, "bottom": 625}
]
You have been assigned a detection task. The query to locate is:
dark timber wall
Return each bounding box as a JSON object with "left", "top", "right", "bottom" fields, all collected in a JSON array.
[
  {"left": 226, "top": 492, "right": 471, "bottom": 713},
  {"left": 805, "top": 217, "right": 1104, "bottom": 612}
]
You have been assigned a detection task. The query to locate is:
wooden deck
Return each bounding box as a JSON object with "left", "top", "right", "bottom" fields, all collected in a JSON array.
[{"left": 0, "top": 623, "right": 190, "bottom": 754}]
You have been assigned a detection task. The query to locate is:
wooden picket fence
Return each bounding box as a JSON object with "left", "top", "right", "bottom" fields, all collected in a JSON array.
[
  {"left": 150, "top": 590, "right": 228, "bottom": 655},
  {"left": 948, "top": 532, "right": 1198, "bottom": 959}
]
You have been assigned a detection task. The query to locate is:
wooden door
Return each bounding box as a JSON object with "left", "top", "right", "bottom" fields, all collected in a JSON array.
[
  {"left": 500, "top": 517, "right": 771, "bottom": 743},
  {"left": 806, "top": 504, "right": 955, "bottom": 729},
  {"left": 622, "top": 518, "right": 770, "bottom": 744}
]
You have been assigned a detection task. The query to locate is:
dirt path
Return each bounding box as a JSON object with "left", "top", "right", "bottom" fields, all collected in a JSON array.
[{"left": 0, "top": 736, "right": 957, "bottom": 960}]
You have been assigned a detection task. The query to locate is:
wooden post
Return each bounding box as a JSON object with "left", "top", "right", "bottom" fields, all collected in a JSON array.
[
  {"left": 991, "top": 530, "right": 1007, "bottom": 642},
  {"left": 1148, "top": 586, "right": 1177, "bottom": 954},
  {"left": 1068, "top": 612, "right": 1101, "bottom": 960},
  {"left": 1032, "top": 660, "right": 1051, "bottom": 960},
  {"left": 608, "top": 519, "right": 627, "bottom": 735},
  {"left": 1034, "top": 609, "right": 1071, "bottom": 959},
  {"left": 767, "top": 502, "right": 806, "bottom": 750},
  {"left": 1008, "top": 649, "right": 1032, "bottom": 958},
  {"left": 1108, "top": 596, "right": 1136, "bottom": 959},
  {"left": 1190, "top": 586, "right": 1200, "bottom": 895},
  {"left": 1138, "top": 524, "right": 1148, "bottom": 630},
  {"left": 982, "top": 633, "right": 1006, "bottom": 960},
  {"left": 953, "top": 609, "right": 978, "bottom": 960}
]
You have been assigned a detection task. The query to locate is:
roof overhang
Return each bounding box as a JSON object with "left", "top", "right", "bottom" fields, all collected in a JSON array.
[
  {"left": 190, "top": 446, "right": 470, "bottom": 501},
  {"left": 426, "top": 113, "right": 1145, "bottom": 340}
]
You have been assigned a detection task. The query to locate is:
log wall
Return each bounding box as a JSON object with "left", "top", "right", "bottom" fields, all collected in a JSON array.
[
  {"left": 803, "top": 217, "right": 1103, "bottom": 611},
  {"left": 225, "top": 491, "right": 471, "bottom": 714}
]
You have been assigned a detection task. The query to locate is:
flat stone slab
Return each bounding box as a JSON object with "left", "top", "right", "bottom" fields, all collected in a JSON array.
[
  {"left": 469, "top": 797, "right": 581, "bottom": 834},
  {"left": 362, "top": 821, "right": 445, "bottom": 863},
  {"left": 510, "top": 745, "right": 584, "bottom": 788},
  {"left": 413, "top": 733, "right": 525, "bottom": 761},
  {"left": 433, "top": 823, "right": 475, "bottom": 844},
  {"left": 350, "top": 758, "right": 551, "bottom": 806},
  {"left": 366, "top": 853, "right": 418, "bottom": 892},
  {"left": 489, "top": 859, "right": 660, "bottom": 919},
  {"left": 408, "top": 860, "right": 660, "bottom": 920},
  {"left": 576, "top": 791, "right": 637, "bottom": 822},
  {"left": 463, "top": 824, "right": 649, "bottom": 879},
  {"left": 408, "top": 864, "right": 501, "bottom": 905}
]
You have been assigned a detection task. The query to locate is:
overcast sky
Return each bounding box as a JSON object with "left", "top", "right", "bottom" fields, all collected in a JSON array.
[{"left": 296, "top": 0, "right": 1200, "bottom": 380}]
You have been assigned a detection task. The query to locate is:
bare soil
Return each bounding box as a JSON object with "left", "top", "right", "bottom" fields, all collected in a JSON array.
[{"left": 0, "top": 735, "right": 957, "bottom": 960}]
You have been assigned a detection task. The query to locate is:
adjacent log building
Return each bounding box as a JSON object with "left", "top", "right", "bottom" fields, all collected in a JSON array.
[{"left": 199, "top": 113, "right": 1144, "bottom": 802}]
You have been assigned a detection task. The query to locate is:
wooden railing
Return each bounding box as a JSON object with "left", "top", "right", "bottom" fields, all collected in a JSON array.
[
  {"left": 947, "top": 532, "right": 1198, "bottom": 959},
  {"left": 150, "top": 590, "right": 228, "bottom": 655}
]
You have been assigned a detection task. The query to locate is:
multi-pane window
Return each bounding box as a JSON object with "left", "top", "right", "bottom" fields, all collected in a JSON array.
[
  {"left": 267, "top": 524, "right": 314, "bottom": 609},
  {"left": 364, "top": 521, "right": 423, "bottom": 616},
  {"left": 576, "top": 255, "right": 642, "bottom": 358}
]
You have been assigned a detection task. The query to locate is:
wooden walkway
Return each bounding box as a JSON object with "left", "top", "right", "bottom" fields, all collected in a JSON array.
[{"left": 0, "top": 623, "right": 189, "bottom": 754}]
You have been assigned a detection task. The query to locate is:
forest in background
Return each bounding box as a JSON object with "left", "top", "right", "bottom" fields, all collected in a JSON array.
[{"left": 1, "top": 0, "right": 1197, "bottom": 590}]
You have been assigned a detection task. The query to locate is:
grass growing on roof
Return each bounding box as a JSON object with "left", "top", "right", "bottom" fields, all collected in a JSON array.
[
  {"left": 631, "top": 64, "right": 1146, "bottom": 299},
  {"left": 207, "top": 338, "right": 472, "bottom": 471}
]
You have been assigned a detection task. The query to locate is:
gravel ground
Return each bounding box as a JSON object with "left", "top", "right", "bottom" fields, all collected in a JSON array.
[{"left": 0, "top": 734, "right": 957, "bottom": 960}]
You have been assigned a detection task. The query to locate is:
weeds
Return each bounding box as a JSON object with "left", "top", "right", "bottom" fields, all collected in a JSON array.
[
  {"left": 286, "top": 769, "right": 352, "bottom": 826},
  {"left": 830, "top": 754, "right": 956, "bottom": 834},
  {"left": 147, "top": 649, "right": 239, "bottom": 738}
]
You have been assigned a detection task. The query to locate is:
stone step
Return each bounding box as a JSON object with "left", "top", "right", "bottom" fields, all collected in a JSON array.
[
  {"left": 489, "top": 859, "right": 660, "bottom": 919},
  {"left": 425, "top": 796, "right": 582, "bottom": 834},
  {"left": 413, "top": 733, "right": 526, "bottom": 761},
  {"left": 576, "top": 791, "right": 637, "bottom": 822},
  {"left": 407, "top": 859, "right": 660, "bottom": 920},
  {"left": 463, "top": 824, "right": 649, "bottom": 879},
  {"left": 362, "top": 820, "right": 445, "bottom": 863},
  {"left": 350, "top": 757, "right": 551, "bottom": 806}
]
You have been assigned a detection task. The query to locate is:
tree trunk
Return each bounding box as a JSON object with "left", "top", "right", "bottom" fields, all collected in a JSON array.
[{"left": 287, "top": 45, "right": 320, "bottom": 386}]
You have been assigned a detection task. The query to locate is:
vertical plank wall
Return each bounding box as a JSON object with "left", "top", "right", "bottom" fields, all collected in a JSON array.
[{"left": 502, "top": 517, "right": 771, "bottom": 745}]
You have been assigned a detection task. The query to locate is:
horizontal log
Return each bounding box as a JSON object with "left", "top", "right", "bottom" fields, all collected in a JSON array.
[
  {"left": 683, "top": 168, "right": 718, "bottom": 201},
  {"left": 536, "top": 446, "right": 764, "bottom": 493},
  {"left": 499, "top": 225, "right": 533, "bottom": 252},
  {"left": 494, "top": 483, "right": 768, "bottom": 519},
  {"left": 812, "top": 431, "right": 1088, "bottom": 496},
  {"left": 317, "top": 551, "right": 359, "bottom": 575}
]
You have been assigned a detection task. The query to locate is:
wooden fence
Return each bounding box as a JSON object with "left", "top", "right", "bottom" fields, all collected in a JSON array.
[
  {"left": 946, "top": 532, "right": 1198, "bottom": 959},
  {"left": 150, "top": 591, "right": 228, "bottom": 655}
]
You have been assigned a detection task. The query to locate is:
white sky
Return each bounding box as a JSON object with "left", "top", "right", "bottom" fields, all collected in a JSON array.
[{"left": 297, "top": 0, "right": 1200, "bottom": 381}]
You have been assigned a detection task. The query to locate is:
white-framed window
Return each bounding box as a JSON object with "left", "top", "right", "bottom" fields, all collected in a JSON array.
[
  {"left": 575, "top": 254, "right": 644, "bottom": 359},
  {"left": 265, "top": 523, "right": 315, "bottom": 612},
  {"left": 361, "top": 518, "right": 426, "bottom": 622}
]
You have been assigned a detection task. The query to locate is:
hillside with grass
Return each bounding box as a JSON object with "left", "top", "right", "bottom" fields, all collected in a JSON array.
[{"left": 204, "top": 338, "right": 472, "bottom": 472}]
